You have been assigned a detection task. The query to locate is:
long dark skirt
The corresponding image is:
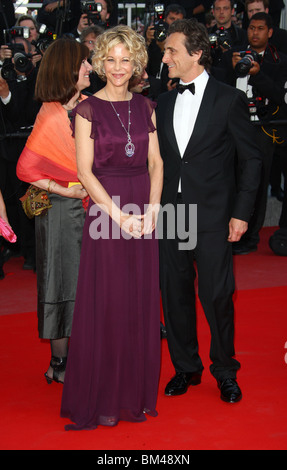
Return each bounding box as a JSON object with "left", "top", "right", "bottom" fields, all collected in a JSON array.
[{"left": 35, "top": 194, "right": 85, "bottom": 339}]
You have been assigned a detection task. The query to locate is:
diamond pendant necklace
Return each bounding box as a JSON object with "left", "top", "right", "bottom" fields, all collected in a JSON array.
[{"left": 104, "top": 89, "right": 135, "bottom": 158}]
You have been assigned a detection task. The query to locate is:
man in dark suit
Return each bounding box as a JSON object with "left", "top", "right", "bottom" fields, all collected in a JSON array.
[
  {"left": 156, "top": 18, "right": 262, "bottom": 403},
  {"left": 208, "top": 0, "right": 247, "bottom": 66}
]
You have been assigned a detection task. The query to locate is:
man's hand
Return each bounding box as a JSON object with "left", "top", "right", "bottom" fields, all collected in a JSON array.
[
  {"left": 228, "top": 218, "right": 248, "bottom": 242},
  {"left": 77, "top": 13, "right": 89, "bottom": 32},
  {"left": 45, "top": 1, "right": 62, "bottom": 12},
  {"left": 0, "top": 45, "right": 12, "bottom": 62},
  {"left": 248, "top": 61, "right": 260, "bottom": 75},
  {"left": 232, "top": 52, "right": 242, "bottom": 69},
  {"left": 167, "top": 79, "right": 177, "bottom": 91},
  {"left": 145, "top": 25, "right": 155, "bottom": 46}
]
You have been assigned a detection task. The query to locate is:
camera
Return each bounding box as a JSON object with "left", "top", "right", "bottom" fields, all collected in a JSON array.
[
  {"left": 1, "top": 48, "right": 34, "bottom": 81},
  {"left": 154, "top": 4, "right": 168, "bottom": 42},
  {"left": 31, "top": 24, "right": 57, "bottom": 55},
  {"left": 247, "top": 96, "right": 271, "bottom": 120},
  {"left": 81, "top": 1, "right": 105, "bottom": 26},
  {"left": 235, "top": 49, "right": 261, "bottom": 77},
  {"left": 3, "top": 26, "right": 30, "bottom": 44},
  {"left": 1, "top": 27, "right": 34, "bottom": 81},
  {"left": 209, "top": 27, "right": 232, "bottom": 50}
]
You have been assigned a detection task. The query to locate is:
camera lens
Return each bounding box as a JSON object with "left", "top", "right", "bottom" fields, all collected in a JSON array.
[
  {"left": 13, "top": 52, "right": 29, "bottom": 72},
  {"left": 235, "top": 55, "right": 253, "bottom": 77},
  {"left": 14, "top": 52, "right": 34, "bottom": 74}
]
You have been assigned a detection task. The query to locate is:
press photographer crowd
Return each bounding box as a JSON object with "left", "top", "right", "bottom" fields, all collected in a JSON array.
[{"left": 0, "top": 0, "right": 287, "bottom": 281}]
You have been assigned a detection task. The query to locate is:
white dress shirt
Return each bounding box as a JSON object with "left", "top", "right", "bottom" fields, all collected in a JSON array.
[{"left": 174, "top": 69, "right": 209, "bottom": 192}]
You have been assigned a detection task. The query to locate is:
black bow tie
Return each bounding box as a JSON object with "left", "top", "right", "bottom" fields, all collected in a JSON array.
[{"left": 176, "top": 82, "right": 195, "bottom": 95}]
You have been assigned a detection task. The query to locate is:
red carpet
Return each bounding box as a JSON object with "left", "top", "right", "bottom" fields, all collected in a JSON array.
[{"left": 0, "top": 227, "right": 287, "bottom": 450}]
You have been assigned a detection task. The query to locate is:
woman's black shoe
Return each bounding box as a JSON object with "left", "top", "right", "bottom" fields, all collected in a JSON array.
[{"left": 44, "top": 356, "right": 67, "bottom": 385}]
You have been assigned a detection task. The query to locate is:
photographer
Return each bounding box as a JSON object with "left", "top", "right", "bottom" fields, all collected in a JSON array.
[
  {"left": 145, "top": 4, "right": 186, "bottom": 100},
  {"left": 243, "top": 0, "right": 287, "bottom": 54},
  {"left": 73, "top": 0, "right": 112, "bottom": 38},
  {"left": 79, "top": 24, "right": 105, "bottom": 94},
  {"left": 216, "top": 12, "right": 287, "bottom": 254},
  {"left": 145, "top": 3, "right": 186, "bottom": 46},
  {"left": 0, "top": 35, "right": 41, "bottom": 270},
  {"left": 243, "top": 1, "right": 287, "bottom": 203},
  {"left": 15, "top": 15, "right": 43, "bottom": 68},
  {"left": 208, "top": 0, "right": 247, "bottom": 65}
]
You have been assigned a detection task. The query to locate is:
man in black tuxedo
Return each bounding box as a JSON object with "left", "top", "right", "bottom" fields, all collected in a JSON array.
[{"left": 156, "top": 18, "right": 262, "bottom": 403}]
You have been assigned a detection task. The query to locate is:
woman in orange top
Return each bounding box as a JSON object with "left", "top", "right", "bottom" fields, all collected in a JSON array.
[{"left": 17, "top": 38, "right": 91, "bottom": 385}]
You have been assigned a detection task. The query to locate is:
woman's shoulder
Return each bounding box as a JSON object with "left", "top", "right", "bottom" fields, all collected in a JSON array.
[
  {"left": 74, "top": 95, "right": 99, "bottom": 121},
  {"left": 78, "top": 94, "right": 97, "bottom": 109},
  {"left": 132, "top": 93, "right": 157, "bottom": 112}
]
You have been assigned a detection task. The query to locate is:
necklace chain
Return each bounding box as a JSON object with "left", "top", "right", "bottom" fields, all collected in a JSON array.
[{"left": 104, "top": 89, "right": 135, "bottom": 158}]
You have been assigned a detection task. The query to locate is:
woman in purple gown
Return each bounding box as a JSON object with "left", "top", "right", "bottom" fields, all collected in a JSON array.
[{"left": 61, "top": 25, "right": 163, "bottom": 430}]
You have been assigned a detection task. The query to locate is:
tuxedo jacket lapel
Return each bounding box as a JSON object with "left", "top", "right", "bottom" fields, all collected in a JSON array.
[
  {"left": 163, "top": 89, "right": 181, "bottom": 160},
  {"left": 183, "top": 76, "right": 217, "bottom": 160}
]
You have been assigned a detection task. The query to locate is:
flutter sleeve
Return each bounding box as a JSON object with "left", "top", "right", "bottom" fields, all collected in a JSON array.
[
  {"left": 143, "top": 96, "right": 157, "bottom": 133},
  {"left": 71, "top": 98, "right": 99, "bottom": 140}
]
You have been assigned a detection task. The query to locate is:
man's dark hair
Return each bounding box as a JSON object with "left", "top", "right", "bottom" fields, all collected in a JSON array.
[
  {"left": 165, "top": 3, "right": 186, "bottom": 18},
  {"left": 168, "top": 18, "right": 212, "bottom": 70},
  {"left": 245, "top": 0, "right": 269, "bottom": 8},
  {"left": 213, "top": 0, "right": 234, "bottom": 8},
  {"left": 249, "top": 11, "right": 273, "bottom": 29}
]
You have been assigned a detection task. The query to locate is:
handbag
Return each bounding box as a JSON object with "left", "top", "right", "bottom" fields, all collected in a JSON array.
[
  {"left": 0, "top": 217, "right": 17, "bottom": 243},
  {"left": 20, "top": 185, "right": 52, "bottom": 219}
]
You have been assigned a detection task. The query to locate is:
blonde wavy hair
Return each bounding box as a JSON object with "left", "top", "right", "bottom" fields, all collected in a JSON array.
[{"left": 92, "top": 25, "right": 148, "bottom": 81}]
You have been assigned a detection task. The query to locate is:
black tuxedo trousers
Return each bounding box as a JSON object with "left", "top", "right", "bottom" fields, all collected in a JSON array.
[{"left": 159, "top": 196, "right": 240, "bottom": 380}]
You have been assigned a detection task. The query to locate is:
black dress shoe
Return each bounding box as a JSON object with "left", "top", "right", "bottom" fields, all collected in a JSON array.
[
  {"left": 165, "top": 371, "right": 202, "bottom": 396},
  {"left": 271, "top": 187, "right": 284, "bottom": 202},
  {"left": 217, "top": 378, "right": 242, "bottom": 403},
  {"left": 1, "top": 247, "right": 22, "bottom": 264}
]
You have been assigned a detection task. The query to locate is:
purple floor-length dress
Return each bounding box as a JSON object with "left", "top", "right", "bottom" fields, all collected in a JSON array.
[{"left": 61, "top": 93, "right": 161, "bottom": 430}]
